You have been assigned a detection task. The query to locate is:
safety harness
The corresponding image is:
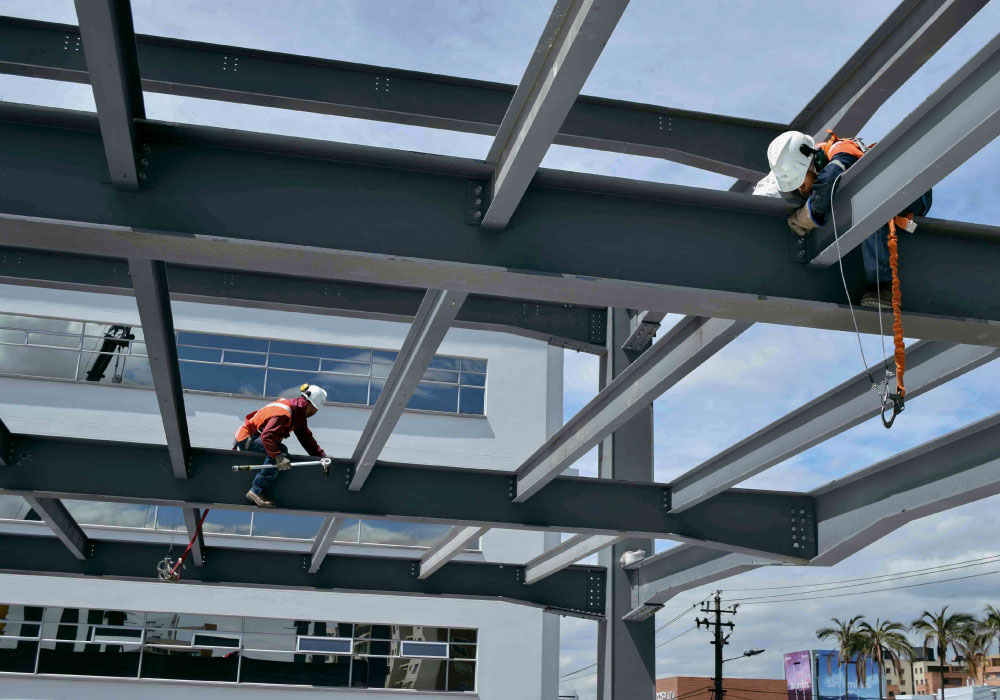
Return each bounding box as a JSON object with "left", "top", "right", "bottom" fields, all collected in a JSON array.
[
  {"left": 819, "top": 130, "right": 910, "bottom": 429},
  {"left": 157, "top": 508, "right": 210, "bottom": 582}
]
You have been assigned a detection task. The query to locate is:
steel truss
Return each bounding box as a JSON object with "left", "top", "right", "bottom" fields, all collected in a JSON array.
[{"left": 0, "top": 1, "right": 998, "bottom": 696}]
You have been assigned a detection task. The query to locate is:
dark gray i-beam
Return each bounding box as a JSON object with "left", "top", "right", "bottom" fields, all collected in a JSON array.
[
  {"left": 597, "top": 308, "right": 654, "bottom": 698},
  {"left": 128, "top": 258, "right": 205, "bottom": 566},
  {"left": 74, "top": 0, "right": 145, "bottom": 190}
]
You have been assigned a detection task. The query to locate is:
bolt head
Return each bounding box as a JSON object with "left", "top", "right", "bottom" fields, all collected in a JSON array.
[
  {"left": 138, "top": 172, "right": 147, "bottom": 181},
  {"left": 473, "top": 210, "right": 482, "bottom": 219},
  {"left": 798, "top": 249, "right": 806, "bottom": 257},
  {"left": 140, "top": 158, "right": 149, "bottom": 167},
  {"left": 475, "top": 198, "right": 482, "bottom": 206},
  {"left": 474, "top": 185, "right": 483, "bottom": 195},
  {"left": 142, "top": 144, "right": 151, "bottom": 154}
]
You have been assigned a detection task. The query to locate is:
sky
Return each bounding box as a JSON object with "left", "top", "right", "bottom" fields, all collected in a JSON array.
[{"left": 1, "top": 2, "right": 999, "bottom": 699}]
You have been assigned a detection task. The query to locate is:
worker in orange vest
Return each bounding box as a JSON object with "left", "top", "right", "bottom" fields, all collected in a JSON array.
[
  {"left": 233, "top": 384, "right": 328, "bottom": 508},
  {"left": 757, "top": 130, "right": 931, "bottom": 308}
]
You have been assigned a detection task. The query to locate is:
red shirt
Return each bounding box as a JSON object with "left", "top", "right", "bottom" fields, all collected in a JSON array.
[{"left": 253, "top": 397, "right": 325, "bottom": 459}]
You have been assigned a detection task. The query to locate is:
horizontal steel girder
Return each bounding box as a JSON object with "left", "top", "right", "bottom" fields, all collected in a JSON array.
[
  {"left": 0, "top": 431, "right": 814, "bottom": 560},
  {"left": 0, "top": 247, "right": 607, "bottom": 354},
  {"left": 0, "top": 531, "right": 604, "bottom": 615},
  {"left": 627, "top": 410, "right": 1000, "bottom": 613},
  {"left": 0, "top": 106, "right": 998, "bottom": 345},
  {"left": 0, "top": 15, "right": 780, "bottom": 180}
]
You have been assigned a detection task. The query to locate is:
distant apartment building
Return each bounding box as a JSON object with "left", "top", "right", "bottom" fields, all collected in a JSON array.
[{"left": 656, "top": 676, "right": 787, "bottom": 700}]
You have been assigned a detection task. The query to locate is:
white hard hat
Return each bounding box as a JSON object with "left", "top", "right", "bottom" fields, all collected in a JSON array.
[
  {"left": 767, "top": 131, "right": 816, "bottom": 192},
  {"left": 301, "top": 384, "right": 327, "bottom": 410}
]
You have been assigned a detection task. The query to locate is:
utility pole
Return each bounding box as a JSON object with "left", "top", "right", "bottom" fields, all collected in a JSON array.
[{"left": 696, "top": 592, "right": 739, "bottom": 700}]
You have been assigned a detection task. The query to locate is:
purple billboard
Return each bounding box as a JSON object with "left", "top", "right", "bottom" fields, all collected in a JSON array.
[{"left": 785, "top": 651, "right": 813, "bottom": 700}]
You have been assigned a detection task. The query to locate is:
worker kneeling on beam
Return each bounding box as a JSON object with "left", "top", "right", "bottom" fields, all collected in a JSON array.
[
  {"left": 756, "top": 131, "right": 932, "bottom": 309},
  {"left": 234, "top": 384, "right": 328, "bottom": 508}
]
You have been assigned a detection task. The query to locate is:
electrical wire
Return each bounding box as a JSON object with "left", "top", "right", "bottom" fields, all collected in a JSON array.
[
  {"left": 721, "top": 553, "right": 1000, "bottom": 591},
  {"left": 657, "top": 595, "right": 713, "bottom": 634},
  {"left": 734, "top": 567, "right": 1000, "bottom": 605},
  {"left": 559, "top": 625, "right": 699, "bottom": 681},
  {"left": 657, "top": 625, "right": 697, "bottom": 649}
]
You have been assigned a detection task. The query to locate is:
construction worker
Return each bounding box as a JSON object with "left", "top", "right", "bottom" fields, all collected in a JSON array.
[
  {"left": 234, "top": 384, "right": 328, "bottom": 508},
  {"left": 760, "top": 130, "right": 932, "bottom": 308}
]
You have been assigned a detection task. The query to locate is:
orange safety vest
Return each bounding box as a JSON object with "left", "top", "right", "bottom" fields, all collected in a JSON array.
[
  {"left": 234, "top": 399, "right": 293, "bottom": 442},
  {"left": 817, "top": 130, "right": 866, "bottom": 162}
]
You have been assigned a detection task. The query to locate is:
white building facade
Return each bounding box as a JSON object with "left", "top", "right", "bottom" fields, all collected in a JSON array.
[{"left": 0, "top": 283, "right": 565, "bottom": 699}]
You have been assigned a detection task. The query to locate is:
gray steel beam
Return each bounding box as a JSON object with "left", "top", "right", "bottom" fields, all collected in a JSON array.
[
  {"left": 418, "top": 526, "right": 488, "bottom": 580},
  {"left": 307, "top": 515, "right": 344, "bottom": 574},
  {"left": 630, "top": 410, "right": 1000, "bottom": 613},
  {"left": 2, "top": 107, "right": 1000, "bottom": 345},
  {"left": 516, "top": 316, "right": 750, "bottom": 502},
  {"left": 621, "top": 310, "right": 666, "bottom": 354},
  {"left": 0, "top": 532, "right": 605, "bottom": 616},
  {"left": 0, "top": 15, "right": 780, "bottom": 179},
  {"left": 0, "top": 248, "right": 606, "bottom": 354},
  {"left": 349, "top": 289, "right": 467, "bottom": 490},
  {"left": 73, "top": 0, "right": 144, "bottom": 190},
  {"left": 127, "top": 258, "right": 204, "bottom": 566},
  {"left": 481, "top": 0, "right": 629, "bottom": 230},
  {"left": 669, "top": 341, "right": 999, "bottom": 513},
  {"left": 0, "top": 428, "right": 816, "bottom": 560},
  {"left": 525, "top": 533, "right": 623, "bottom": 584},
  {"left": 809, "top": 30, "right": 1000, "bottom": 267},
  {"left": 792, "top": 0, "right": 988, "bottom": 139},
  {"left": 22, "top": 496, "right": 90, "bottom": 560}
]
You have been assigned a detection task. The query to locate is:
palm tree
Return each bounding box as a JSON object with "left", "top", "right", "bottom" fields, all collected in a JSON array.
[
  {"left": 952, "top": 625, "right": 991, "bottom": 685},
  {"left": 855, "top": 619, "right": 913, "bottom": 700},
  {"left": 982, "top": 605, "right": 1000, "bottom": 658},
  {"left": 911, "top": 606, "right": 976, "bottom": 700},
  {"left": 818, "top": 616, "right": 865, "bottom": 700}
]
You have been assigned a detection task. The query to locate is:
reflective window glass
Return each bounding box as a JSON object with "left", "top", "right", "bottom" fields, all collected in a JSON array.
[
  {"left": 177, "top": 345, "right": 222, "bottom": 362},
  {"left": 241, "top": 649, "right": 350, "bottom": 687},
  {"left": 176, "top": 331, "right": 267, "bottom": 353},
  {"left": 369, "top": 378, "right": 385, "bottom": 405},
  {"left": 353, "top": 640, "right": 394, "bottom": 656},
  {"left": 27, "top": 332, "right": 80, "bottom": 349},
  {"left": 400, "top": 641, "right": 448, "bottom": 658},
  {"left": 450, "top": 643, "right": 477, "bottom": 659},
  {"left": 461, "top": 358, "right": 487, "bottom": 373},
  {"left": 321, "top": 359, "right": 369, "bottom": 375},
  {"left": 428, "top": 356, "right": 460, "bottom": 371},
  {"left": 201, "top": 509, "right": 252, "bottom": 536},
  {"left": 192, "top": 632, "right": 240, "bottom": 648},
  {"left": 359, "top": 521, "right": 455, "bottom": 548},
  {"left": 78, "top": 354, "right": 153, "bottom": 387},
  {"left": 354, "top": 625, "right": 393, "bottom": 640},
  {"left": 407, "top": 382, "right": 458, "bottom": 412},
  {"left": 371, "top": 363, "right": 391, "bottom": 379},
  {"left": 372, "top": 350, "right": 397, "bottom": 365},
  {"left": 0, "top": 638, "right": 37, "bottom": 673},
  {"left": 0, "top": 314, "right": 81, "bottom": 334},
  {"left": 0, "top": 621, "right": 40, "bottom": 638},
  {"left": 0, "top": 495, "right": 31, "bottom": 520},
  {"left": 250, "top": 513, "right": 350, "bottom": 540},
  {"left": 180, "top": 361, "right": 265, "bottom": 395},
  {"left": 395, "top": 626, "right": 447, "bottom": 643},
  {"left": 449, "top": 628, "right": 477, "bottom": 644},
  {"left": 423, "top": 369, "right": 459, "bottom": 383},
  {"left": 63, "top": 501, "right": 156, "bottom": 529},
  {"left": 448, "top": 660, "right": 476, "bottom": 691},
  {"left": 0, "top": 345, "right": 78, "bottom": 379},
  {"left": 37, "top": 638, "right": 141, "bottom": 678},
  {"left": 297, "top": 636, "right": 351, "bottom": 654},
  {"left": 459, "top": 386, "right": 486, "bottom": 415},
  {"left": 268, "top": 372, "right": 368, "bottom": 405},
  {"left": 223, "top": 350, "right": 266, "bottom": 366},
  {"left": 0, "top": 329, "right": 26, "bottom": 344},
  {"left": 355, "top": 656, "right": 446, "bottom": 690},
  {"left": 154, "top": 505, "right": 184, "bottom": 532},
  {"left": 0, "top": 604, "right": 43, "bottom": 624},
  {"left": 268, "top": 354, "right": 320, "bottom": 371},
  {"left": 461, "top": 371, "right": 486, "bottom": 387},
  {"left": 269, "top": 340, "right": 369, "bottom": 363},
  {"left": 141, "top": 645, "right": 239, "bottom": 682},
  {"left": 144, "top": 613, "right": 241, "bottom": 632}
]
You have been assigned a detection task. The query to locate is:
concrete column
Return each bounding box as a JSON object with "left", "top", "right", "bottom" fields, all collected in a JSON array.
[{"left": 597, "top": 308, "right": 655, "bottom": 699}]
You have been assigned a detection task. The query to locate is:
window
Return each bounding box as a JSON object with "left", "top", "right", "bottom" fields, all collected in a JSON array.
[
  {"left": 0, "top": 313, "right": 487, "bottom": 416},
  {"left": 90, "top": 625, "right": 143, "bottom": 644},
  {"left": 192, "top": 632, "right": 241, "bottom": 648},
  {"left": 400, "top": 641, "right": 448, "bottom": 658},
  {"left": 297, "top": 636, "right": 352, "bottom": 654}
]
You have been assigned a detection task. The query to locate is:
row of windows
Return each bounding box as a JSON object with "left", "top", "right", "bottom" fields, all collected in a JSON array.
[
  {"left": 0, "top": 313, "right": 487, "bottom": 416},
  {"left": 0, "top": 496, "right": 478, "bottom": 550},
  {"left": 0, "top": 605, "right": 476, "bottom": 692}
]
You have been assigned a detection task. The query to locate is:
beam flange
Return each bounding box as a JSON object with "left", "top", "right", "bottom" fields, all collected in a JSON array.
[
  {"left": 418, "top": 526, "right": 488, "bottom": 579},
  {"left": 73, "top": 0, "right": 144, "bottom": 190},
  {"left": 22, "top": 496, "right": 90, "bottom": 560},
  {"left": 480, "top": 0, "right": 630, "bottom": 230},
  {"left": 525, "top": 533, "right": 623, "bottom": 584},
  {"left": 669, "top": 341, "right": 999, "bottom": 513},
  {"left": 809, "top": 30, "right": 1000, "bottom": 266},
  {"left": 515, "top": 316, "right": 750, "bottom": 501}
]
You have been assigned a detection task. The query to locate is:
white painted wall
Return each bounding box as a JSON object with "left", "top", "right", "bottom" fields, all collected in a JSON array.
[{"left": 0, "top": 283, "right": 566, "bottom": 699}]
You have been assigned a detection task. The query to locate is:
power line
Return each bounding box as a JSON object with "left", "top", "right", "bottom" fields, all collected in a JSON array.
[
  {"left": 657, "top": 595, "right": 712, "bottom": 634},
  {"left": 560, "top": 624, "right": 698, "bottom": 681},
  {"left": 734, "top": 568, "right": 1000, "bottom": 605},
  {"left": 657, "top": 625, "right": 697, "bottom": 649},
  {"left": 722, "top": 553, "right": 1000, "bottom": 593}
]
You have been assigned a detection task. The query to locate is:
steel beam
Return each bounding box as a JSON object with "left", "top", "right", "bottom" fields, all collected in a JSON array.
[
  {"left": 418, "top": 526, "right": 488, "bottom": 580},
  {"left": 0, "top": 532, "right": 605, "bottom": 615},
  {"left": 0, "top": 15, "right": 781, "bottom": 179},
  {"left": 621, "top": 310, "right": 666, "bottom": 354},
  {"left": 792, "top": 0, "right": 988, "bottom": 139},
  {"left": 127, "top": 258, "right": 204, "bottom": 566},
  {"left": 349, "top": 289, "right": 467, "bottom": 489},
  {"left": 809, "top": 30, "right": 1000, "bottom": 267},
  {"left": 22, "top": 496, "right": 90, "bottom": 560},
  {"left": 516, "top": 316, "right": 750, "bottom": 501},
  {"left": 525, "top": 533, "right": 623, "bottom": 584},
  {"left": 669, "top": 341, "right": 999, "bottom": 513},
  {"left": 307, "top": 515, "right": 344, "bottom": 574},
  {"left": 630, "top": 410, "right": 1000, "bottom": 613},
  {"left": 73, "top": 0, "right": 144, "bottom": 190},
  {"left": 1, "top": 108, "right": 1000, "bottom": 345},
  {"left": 0, "top": 432, "right": 816, "bottom": 560},
  {"left": 0, "top": 248, "right": 606, "bottom": 353},
  {"left": 481, "top": 0, "right": 629, "bottom": 230}
]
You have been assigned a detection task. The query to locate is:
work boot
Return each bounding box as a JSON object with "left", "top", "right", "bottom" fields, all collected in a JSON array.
[
  {"left": 859, "top": 285, "right": 893, "bottom": 309},
  {"left": 245, "top": 490, "right": 275, "bottom": 508}
]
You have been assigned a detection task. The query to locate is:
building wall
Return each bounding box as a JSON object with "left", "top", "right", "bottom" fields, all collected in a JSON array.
[
  {"left": 656, "top": 676, "right": 787, "bottom": 700},
  {"left": 0, "top": 284, "right": 565, "bottom": 699}
]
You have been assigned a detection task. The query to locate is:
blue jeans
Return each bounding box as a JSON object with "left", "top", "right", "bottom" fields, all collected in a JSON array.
[
  {"left": 240, "top": 437, "right": 287, "bottom": 496},
  {"left": 861, "top": 225, "right": 892, "bottom": 287}
]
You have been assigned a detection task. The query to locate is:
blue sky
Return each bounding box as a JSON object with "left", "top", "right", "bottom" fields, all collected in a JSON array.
[{"left": 1, "top": 2, "right": 999, "bottom": 698}]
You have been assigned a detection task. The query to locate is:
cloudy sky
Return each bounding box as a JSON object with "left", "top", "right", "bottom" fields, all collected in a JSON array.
[{"left": 1, "top": 2, "right": 999, "bottom": 698}]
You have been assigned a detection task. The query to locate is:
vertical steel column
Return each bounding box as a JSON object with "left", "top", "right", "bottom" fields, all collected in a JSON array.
[{"left": 597, "top": 308, "right": 654, "bottom": 698}]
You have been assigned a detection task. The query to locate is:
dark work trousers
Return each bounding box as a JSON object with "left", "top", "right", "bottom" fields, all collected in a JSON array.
[{"left": 235, "top": 436, "right": 287, "bottom": 496}]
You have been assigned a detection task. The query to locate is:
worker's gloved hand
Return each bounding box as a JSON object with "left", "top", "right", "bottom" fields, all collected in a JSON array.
[
  {"left": 788, "top": 205, "right": 818, "bottom": 237},
  {"left": 317, "top": 449, "right": 326, "bottom": 459},
  {"left": 275, "top": 455, "right": 292, "bottom": 471}
]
